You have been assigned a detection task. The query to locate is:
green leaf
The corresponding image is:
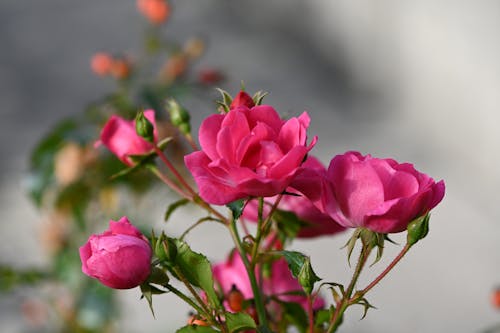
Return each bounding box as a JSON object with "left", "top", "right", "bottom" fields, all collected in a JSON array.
[
  {"left": 226, "top": 199, "right": 245, "bottom": 221},
  {"left": 165, "top": 198, "right": 190, "bottom": 222},
  {"left": 140, "top": 283, "right": 156, "bottom": 317},
  {"left": 278, "top": 251, "right": 321, "bottom": 295},
  {"left": 176, "top": 325, "right": 220, "bottom": 333},
  {"left": 314, "top": 307, "right": 333, "bottom": 328},
  {"left": 225, "top": 312, "right": 257, "bottom": 333},
  {"left": 279, "top": 251, "right": 305, "bottom": 277},
  {"left": 174, "top": 239, "right": 220, "bottom": 308},
  {"left": 252, "top": 91, "right": 268, "bottom": 106},
  {"left": 273, "top": 209, "right": 308, "bottom": 239}
]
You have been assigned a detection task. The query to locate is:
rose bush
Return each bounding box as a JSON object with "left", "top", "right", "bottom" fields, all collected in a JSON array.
[
  {"left": 79, "top": 217, "right": 152, "bottom": 289},
  {"left": 184, "top": 105, "right": 317, "bottom": 204},
  {"left": 315, "top": 151, "right": 445, "bottom": 233},
  {"left": 96, "top": 110, "right": 157, "bottom": 166}
]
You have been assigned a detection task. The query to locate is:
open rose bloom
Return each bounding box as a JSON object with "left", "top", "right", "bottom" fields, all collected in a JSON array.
[
  {"left": 317, "top": 151, "right": 445, "bottom": 233},
  {"left": 184, "top": 105, "right": 317, "bottom": 204}
]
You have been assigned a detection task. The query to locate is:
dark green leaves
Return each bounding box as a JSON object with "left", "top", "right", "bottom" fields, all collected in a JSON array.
[{"left": 174, "top": 239, "right": 220, "bottom": 308}]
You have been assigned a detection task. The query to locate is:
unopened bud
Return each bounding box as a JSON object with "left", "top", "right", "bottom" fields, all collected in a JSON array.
[
  {"left": 407, "top": 214, "right": 430, "bottom": 246},
  {"left": 155, "top": 234, "right": 177, "bottom": 263},
  {"left": 135, "top": 111, "right": 155, "bottom": 142},
  {"left": 166, "top": 99, "right": 191, "bottom": 135},
  {"left": 298, "top": 256, "right": 321, "bottom": 295},
  {"left": 230, "top": 90, "right": 255, "bottom": 109},
  {"left": 227, "top": 284, "right": 245, "bottom": 312}
]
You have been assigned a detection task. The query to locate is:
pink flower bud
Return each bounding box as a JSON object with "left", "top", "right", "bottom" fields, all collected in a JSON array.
[
  {"left": 79, "top": 217, "right": 152, "bottom": 289},
  {"left": 96, "top": 110, "right": 157, "bottom": 166},
  {"left": 316, "top": 151, "right": 445, "bottom": 233},
  {"left": 230, "top": 90, "right": 255, "bottom": 109},
  {"left": 184, "top": 105, "right": 317, "bottom": 204}
]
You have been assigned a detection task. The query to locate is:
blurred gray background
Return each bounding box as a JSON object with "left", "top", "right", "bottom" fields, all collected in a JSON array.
[{"left": 1, "top": 0, "right": 500, "bottom": 332}]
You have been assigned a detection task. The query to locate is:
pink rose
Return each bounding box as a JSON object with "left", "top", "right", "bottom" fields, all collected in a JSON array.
[
  {"left": 79, "top": 217, "right": 152, "bottom": 289},
  {"left": 184, "top": 105, "right": 317, "bottom": 204},
  {"left": 96, "top": 110, "right": 157, "bottom": 166},
  {"left": 316, "top": 151, "right": 445, "bottom": 233},
  {"left": 242, "top": 156, "right": 345, "bottom": 238},
  {"left": 213, "top": 252, "right": 324, "bottom": 312}
]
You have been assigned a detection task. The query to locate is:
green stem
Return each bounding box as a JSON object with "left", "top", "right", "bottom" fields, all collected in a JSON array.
[
  {"left": 250, "top": 198, "right": 265, "bottom": 266},
  {"left": 164, "top": 284, "right": 207, "bottom": 318},
  {"left": 327, "top": 246, "right": 372, "bottom": 333},
  {"left": 173, "top": 266, "right": 214, "bottom": 321},
  {"left": 251, "top": 194, "right": 283, "bottom": 267},
  {"left": 228, "top": 219, "right": 269, "bottom": 328}
]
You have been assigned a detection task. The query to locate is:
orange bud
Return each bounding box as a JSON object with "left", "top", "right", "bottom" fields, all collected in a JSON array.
[
  {"left": 137, "top": 0, "right": 171, "bottom": 25},
  {"left": 90, "top": 52, "right": 113, "bottom": 76},
  {"left": 227, "top": 284, "right": 245, "bottom": 312},
  {"left": 198, "top": 69, "right": 224, "bottom": 85},
  {"left": 161, "top": 53, "right": 188, "bottom": 82},
  {"left": 110, "top": 58, "right": 131, "bottom": 80},
  {"left": 184, "top": 38, "right": 205, "bottom": 60},
  {"left": 492, "top": 288, "right": 500, "bottom": 309},
  {"left": 188, "top": 315, "right": 209, "bottom": 326}
]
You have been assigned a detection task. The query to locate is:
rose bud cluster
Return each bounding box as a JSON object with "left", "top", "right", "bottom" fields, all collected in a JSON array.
[
  {"left": 79, "top": 217, "right": 152, "bottom": 289},
  {"left": 95, "top": 110, "right": 157, "bottom": 166},
  {"left": 90, "top": 53, "right": 132, "bottom": 80},
  {"left": 184, "top": 96, "right": 317, "bottom": 205}
]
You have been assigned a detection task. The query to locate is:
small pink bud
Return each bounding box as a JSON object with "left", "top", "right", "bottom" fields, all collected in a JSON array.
[
  {"left": 79, "top": 217, "right": 152, "bottom": 289},
  {"left": 230, "top": 90, "right": 255, "bottom": 109}
]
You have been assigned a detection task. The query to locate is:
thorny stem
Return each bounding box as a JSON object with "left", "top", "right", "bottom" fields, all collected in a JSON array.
[
  {"left": 172, "top": 266, "right": 215, "bottom": 323},
  {"left": 154, "top": 147, "right": 197, "bottom": 197},
  {"left": 251, "top": 194, "right": 283, "bottom": 267},
  {"left": 164, "top": 284, "right": 207, "bottom": 320},
  {"left": 228, "top": 219, "right": 269, "bottom": 329},
  {"left": 185, "top": 133, "right": 199, "bottom": 151},
  {"left": 152, "top": 147, "right": 229, "bottom": 224},
  {"left": 149, "top": 166, "right": 190, "bottom": 199},
  {"left": 360, "top": 244, "right": 411, "bottom": 296}
]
